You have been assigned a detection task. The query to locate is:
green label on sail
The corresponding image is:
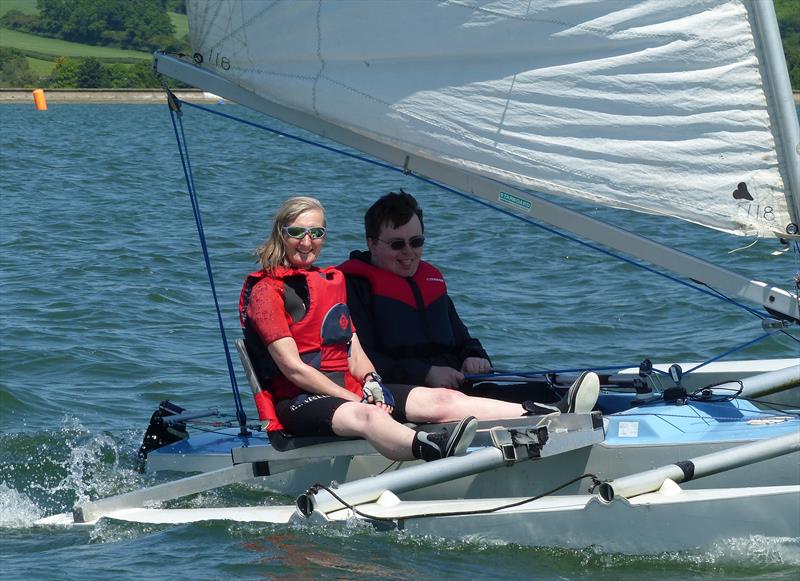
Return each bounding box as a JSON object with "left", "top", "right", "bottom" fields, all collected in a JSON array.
[{"left": 498, "top": 191, "right": 532, "bottom": 210}]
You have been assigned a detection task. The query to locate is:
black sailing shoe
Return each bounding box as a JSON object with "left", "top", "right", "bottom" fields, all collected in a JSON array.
[{"left": 414, "top": 416, "right": 478, "bottom": 461}]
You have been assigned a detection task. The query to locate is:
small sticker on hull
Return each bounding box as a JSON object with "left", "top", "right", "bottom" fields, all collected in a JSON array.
[
  {"left": 618, "top": 421, "right": 639, "bottom": 438},
  {"left": 498, "top": 191, "right": 532, "bottom": 210}
]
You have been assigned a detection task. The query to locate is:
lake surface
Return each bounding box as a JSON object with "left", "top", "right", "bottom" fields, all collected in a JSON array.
[{"left": 1, "top": 102, "right": 798, "bottom": 579}]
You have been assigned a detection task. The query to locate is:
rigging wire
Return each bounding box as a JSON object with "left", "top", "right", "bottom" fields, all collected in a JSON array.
[
  {"left": 165, "top": 89, "right": 250, "bottom": 436},
  {"left": 683, "top": 332, "right": 774, "bottom": 374}
]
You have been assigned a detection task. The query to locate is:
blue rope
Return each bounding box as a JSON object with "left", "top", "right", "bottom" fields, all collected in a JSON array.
[
  {"left": 466, "top": 364, "right": 671, "bottom": 382},
  {"left": 684, "top": 332, "right": 773, "bottom": 374},
  {"left": 174, "top": 98, "right": 798, "bottom": 381},
  {"left": 167, "top": 100, "right": 249, "bottom": 436}
]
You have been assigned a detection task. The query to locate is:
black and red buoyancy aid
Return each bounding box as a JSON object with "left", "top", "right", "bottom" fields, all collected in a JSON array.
[
  {"left": 239, "top": 266, "right": 357, "bottom": 430},
  {"left": 337, "top": 258, "right": 456, "bottom": 354}
]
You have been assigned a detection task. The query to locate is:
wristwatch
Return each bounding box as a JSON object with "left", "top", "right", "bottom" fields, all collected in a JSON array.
[{"left": 363, "top": 371, "right": 382, "bottom": 384}]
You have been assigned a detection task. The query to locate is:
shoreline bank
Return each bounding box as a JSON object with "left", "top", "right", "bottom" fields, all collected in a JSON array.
[{"left": 0, "top": 88, "right": 223, "bottom": 104}]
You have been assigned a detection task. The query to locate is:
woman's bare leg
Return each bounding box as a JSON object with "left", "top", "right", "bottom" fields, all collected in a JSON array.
[{"left": 331, "top": 402, "right": 416, "bottom": 460}]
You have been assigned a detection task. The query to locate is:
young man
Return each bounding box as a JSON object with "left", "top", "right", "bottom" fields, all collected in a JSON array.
[{"left": 338, "top": 190, "right": 599, "bottom": 413}]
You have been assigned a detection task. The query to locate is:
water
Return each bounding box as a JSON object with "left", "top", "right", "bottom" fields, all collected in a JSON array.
[{"left": 1, "top": 102, "right": 799, "bottom": 579}]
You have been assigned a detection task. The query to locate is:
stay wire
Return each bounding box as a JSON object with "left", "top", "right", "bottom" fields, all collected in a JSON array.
[
  {"left": 684, "top": 332, "right": 772, "bottom": 374},
  {"left": 305, "top": 473, "right": 601, "bottom": 523},
  {"left": 174, "top": 98, "right": 798, "bottom": 379},
  {"left": 166, "top": 95, "right": 250, "bottom": 436}
]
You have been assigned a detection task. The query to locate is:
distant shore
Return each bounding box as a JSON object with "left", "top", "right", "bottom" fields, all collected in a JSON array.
[
  {"left": 2, "top": 88, "right": 798, "bottom": 105},
  {"left": 0, "top": 88, "right": 224, "bottom": 104}
]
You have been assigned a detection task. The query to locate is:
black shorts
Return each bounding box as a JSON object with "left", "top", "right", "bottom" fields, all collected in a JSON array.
[{"left": 275, "top": 383, "right": 415, "bottom": 437}]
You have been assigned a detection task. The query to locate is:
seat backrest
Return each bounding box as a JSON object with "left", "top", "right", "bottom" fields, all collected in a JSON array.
[
  {"left": 235, "top": 338, "right": 264, "bottom": 396},
  {"left": 236, "top": 337, "right": 363, "bottom": 445}
]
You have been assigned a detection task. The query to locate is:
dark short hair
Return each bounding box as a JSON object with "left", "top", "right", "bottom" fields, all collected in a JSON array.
[{"left": 364, "top": 190, "right": 424, "bottom": 240}]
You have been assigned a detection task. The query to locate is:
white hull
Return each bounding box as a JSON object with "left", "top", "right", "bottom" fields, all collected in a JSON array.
[
  {"left": 39, "top": 483, "right": 800, "bottom": 555},
  {"left": 335, "top": 484, "right": 800, "bottom": 554},
  {"left": 38, "top": 418, "right": 800, "bottom": 555},
  {"left": 258, "top": 438, "right": 800, "bottom": 501},
  {"left": 147, "top": 404, "right": 800, "bottom": 501},
  {"left": 145, "top": 359, "right": 800, "bottom": 500}
]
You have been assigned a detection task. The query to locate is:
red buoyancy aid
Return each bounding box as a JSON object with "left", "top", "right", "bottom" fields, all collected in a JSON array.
[
  {"left": 337, "top": 258, "right": 456, "bottom": 351},
  {"left": 239, "top": 266, "right": 360, "bottom": 431},
  {"left": 338, "top": 259, "right": 447, "bottom": 306}
]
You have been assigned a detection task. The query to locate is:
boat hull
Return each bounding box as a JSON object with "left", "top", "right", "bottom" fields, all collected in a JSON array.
[
  {"left": 146, "top": 395, "right": 800, "bottom": 500},
  {"left": 333, "top": 485, "right": 800, "bottom": 554},
  {"left": 39, "top": 485, "right": 800, "bottom": 555}
]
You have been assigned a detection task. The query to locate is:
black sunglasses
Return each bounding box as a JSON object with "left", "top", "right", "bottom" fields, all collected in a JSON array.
[{"left": 376, "top": 235, "right": 425, "bottom": 251}]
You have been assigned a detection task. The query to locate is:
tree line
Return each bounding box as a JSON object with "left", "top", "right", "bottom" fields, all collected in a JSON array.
[
  {"left": 0, "top": 48, "right": 167, "bottom": 88},
  {"left": 2, "top": 0, "right": 185, "bottom": 52},
  {"left": 775, "top": 0, "right": 800, "bottom": 89},
  {"left": 0, "top": 0, "right": 186, "bottom": 88}
]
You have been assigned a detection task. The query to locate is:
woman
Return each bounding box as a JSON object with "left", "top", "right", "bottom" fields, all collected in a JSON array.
[{"left": 239, "top": 197, "right": 582, "bottom": 462}]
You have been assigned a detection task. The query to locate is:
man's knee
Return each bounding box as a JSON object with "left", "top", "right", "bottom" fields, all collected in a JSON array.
[{"left": 410, "top": 386, "right": 467, "bottom": 408}]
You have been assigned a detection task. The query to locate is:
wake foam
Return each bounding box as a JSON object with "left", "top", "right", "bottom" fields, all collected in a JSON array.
[{"left": 0, "top": 482, "right": 43, "bottom": 527}]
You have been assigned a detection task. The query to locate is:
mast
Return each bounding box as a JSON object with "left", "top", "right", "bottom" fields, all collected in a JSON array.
[{"left": 749, "top": 0, "right": 800, "bottom": 230}]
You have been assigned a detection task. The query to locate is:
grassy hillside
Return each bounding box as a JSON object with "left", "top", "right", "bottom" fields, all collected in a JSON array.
[
  {"left": 0, "top": 0, "right": 38, "bottom": 17},
  {"left": 0, "top": 28, "right": 151, "bottom": 61},
  {"left": 169, "top": 11, "right": 189, "bottom": 40},
  {"left": 25, "top": 54, "right": 53, "bottom": 75},
  {"left": 0, "top": 1, "right": 188, "bottom": 79}
]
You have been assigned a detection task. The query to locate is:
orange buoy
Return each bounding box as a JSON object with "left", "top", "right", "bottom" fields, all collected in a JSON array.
[{"left": 32, "top": 88, "right": 47, "bottom": 110}]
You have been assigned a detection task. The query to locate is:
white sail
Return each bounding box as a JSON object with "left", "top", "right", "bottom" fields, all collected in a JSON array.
[{"left": 183, "top": 0, "right": 799, "bottom": 238}]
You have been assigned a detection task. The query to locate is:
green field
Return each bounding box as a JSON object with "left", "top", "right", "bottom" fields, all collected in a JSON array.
[
  {"left": 0, "top": 0, "right": 38, "bottom": 18},
  {"left": 0, "top": 2, "right": 187, "bottom": 86},
  {"left": 0, "top": 27, "right": 152, "bottom": 61},
  {"left": 169, "top": 11, "right": 189, "bottom": 40},
  {"left": 25, "top": 55, "right": 53, "bottom": 76}
]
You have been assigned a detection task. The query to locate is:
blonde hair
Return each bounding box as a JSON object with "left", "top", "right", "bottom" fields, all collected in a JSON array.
[{"left": 256, "top": 196, "right": 326, "bottom": 270}]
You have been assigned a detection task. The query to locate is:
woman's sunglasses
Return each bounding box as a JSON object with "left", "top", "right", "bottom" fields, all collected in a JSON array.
[
  {"left": 282, "top": 226, "right": 327, "bottom": 239},
  {"left": 376, "top": 235, "right": 425, "bottom": 251}
]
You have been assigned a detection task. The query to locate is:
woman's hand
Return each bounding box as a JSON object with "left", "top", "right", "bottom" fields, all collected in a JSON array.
[{"left": 361, "top": 376, "right": 394, "bottom": 414}]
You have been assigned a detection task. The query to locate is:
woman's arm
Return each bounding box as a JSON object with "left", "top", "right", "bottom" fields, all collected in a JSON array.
[
  {"left": 267, "top": 336, "right": 361, "bottom": 402},
  {"left": 348, "top": 332, "right": 377, "bottom": 383},
  {"left": 348, "top": 332, "right": 393, "bottom": 412}
]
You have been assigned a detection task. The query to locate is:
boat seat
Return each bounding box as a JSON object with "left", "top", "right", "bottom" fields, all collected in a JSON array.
[
  {"left": 235, "top": 337, "right": 361, "bottom": 451},
  {"left": 267, "top": 430, "right": 358, "bottom": 452},
  {"left": 235, "top": 337, "right": 264, "bottom": 398}
]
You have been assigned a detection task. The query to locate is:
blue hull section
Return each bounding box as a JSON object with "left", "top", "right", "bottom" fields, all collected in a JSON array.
[{"left": 149, "top": 393, "right": 798, "bottom": 462}]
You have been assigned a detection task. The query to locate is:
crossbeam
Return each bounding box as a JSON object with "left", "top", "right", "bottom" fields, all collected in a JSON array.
[{"left": 73, "top": 462, "right": 262, "bottom": 523}]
